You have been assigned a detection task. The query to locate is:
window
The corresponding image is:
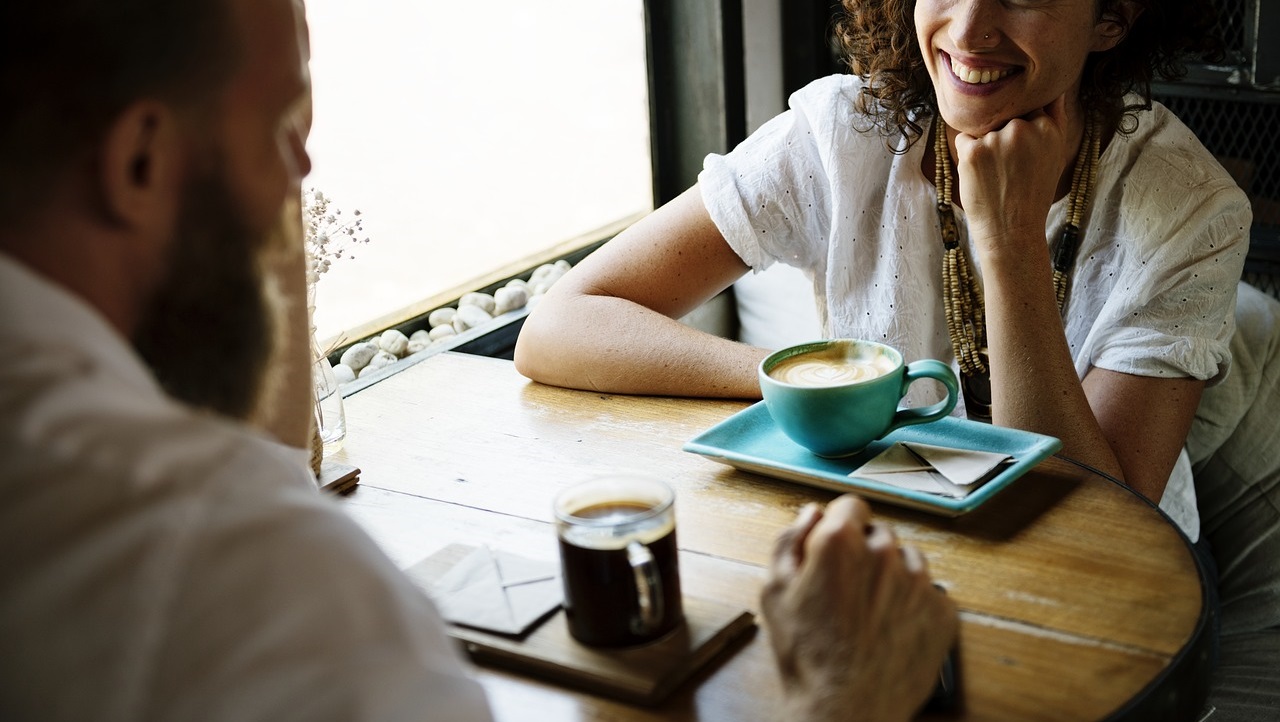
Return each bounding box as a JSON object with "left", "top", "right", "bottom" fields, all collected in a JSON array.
[{"left": 304, "top": 1, "right": 653, "bottom": 344}]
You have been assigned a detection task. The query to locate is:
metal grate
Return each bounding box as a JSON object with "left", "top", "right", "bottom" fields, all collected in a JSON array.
[{"left": 1212, "top": 0, "right": 1248, "bottom": 65}]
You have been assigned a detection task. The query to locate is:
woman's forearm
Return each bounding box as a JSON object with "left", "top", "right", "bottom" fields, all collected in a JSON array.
[
  {"left": 979, "top": 240, "right": 1127, "bottom": 483},
  {"left": 515, "top": 289, "right": 769, "bottom": 398},
  {"left": 515, "top": 184, "right": 770, "bottom": 398}
]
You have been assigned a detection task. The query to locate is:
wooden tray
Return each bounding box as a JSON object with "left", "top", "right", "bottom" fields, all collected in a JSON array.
[{"left": 408, "top": 544, "right": 756, "bottom": 706}]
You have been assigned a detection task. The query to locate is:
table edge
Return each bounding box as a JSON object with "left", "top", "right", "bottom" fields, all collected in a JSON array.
[{"left": 1051, "top": 455, "right": 1213, "bottom": 721}]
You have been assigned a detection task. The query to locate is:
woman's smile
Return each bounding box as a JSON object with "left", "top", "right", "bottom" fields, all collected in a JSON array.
[
  {"left": 915, "top": 0, "right": 1114, "bottom": 135},
  {"left": 946, "top": 53, "right": 1019, "bottom": 85},
  {"left": 942, "top": 51, "right": 1021, "bottom": 97}
]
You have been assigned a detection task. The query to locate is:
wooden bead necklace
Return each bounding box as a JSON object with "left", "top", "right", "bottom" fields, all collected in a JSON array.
[{"left": 932, "top": 115, "right": 1100, "bottom": 421}]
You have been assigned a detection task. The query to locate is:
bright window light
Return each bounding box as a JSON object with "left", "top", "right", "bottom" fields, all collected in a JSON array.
[{"left": 304, "top": 1, "right": 653, "bottom": 343}]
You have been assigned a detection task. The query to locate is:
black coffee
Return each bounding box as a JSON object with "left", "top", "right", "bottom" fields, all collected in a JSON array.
[{"left": 559, "top": 501, "right": 683, "bottom": 647}]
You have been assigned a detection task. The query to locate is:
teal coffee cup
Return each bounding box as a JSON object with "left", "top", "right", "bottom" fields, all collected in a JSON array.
[{"left": 759, "top": 339, "right": 960, "bottom": 458}]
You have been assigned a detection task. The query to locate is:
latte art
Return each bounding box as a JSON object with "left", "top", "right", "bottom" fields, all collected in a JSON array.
[{"left": 769, "top": 349, "right": 898, "bottom": 387}]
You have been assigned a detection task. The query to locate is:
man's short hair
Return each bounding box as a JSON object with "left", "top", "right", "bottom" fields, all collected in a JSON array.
[{"left": 0, "top": 0, "right": 239, "bottom": 221}]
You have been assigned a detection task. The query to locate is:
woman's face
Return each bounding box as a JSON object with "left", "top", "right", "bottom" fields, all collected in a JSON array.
[{"left": 915, "top": 0, "right": 1123, "bottom": 135}]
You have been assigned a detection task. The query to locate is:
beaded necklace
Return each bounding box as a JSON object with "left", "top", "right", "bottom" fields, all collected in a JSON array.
[{"left": 932, "top": 116, "right": 1100, "bottom": 421}]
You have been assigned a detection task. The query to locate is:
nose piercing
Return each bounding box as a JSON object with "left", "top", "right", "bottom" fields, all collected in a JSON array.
[{"left": 984, "top": 33, "right": 990, "bottom": 39}]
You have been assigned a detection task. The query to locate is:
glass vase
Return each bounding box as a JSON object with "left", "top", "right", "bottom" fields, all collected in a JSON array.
[{"left": 313, "top": 350, "right": 347, "bottom": 455}]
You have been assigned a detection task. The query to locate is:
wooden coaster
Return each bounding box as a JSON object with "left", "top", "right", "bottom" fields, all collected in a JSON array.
[
  {"left": 317, "top": 460, "right": 360, "bottom": 494},
  {"left": 409, "top": 544, "right": 756, "bottom": 706}
]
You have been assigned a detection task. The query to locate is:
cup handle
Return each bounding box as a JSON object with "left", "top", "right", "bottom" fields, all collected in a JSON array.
[
  {"left": 626, "top": 540, "right": 663, "bottom": 635},
  {"left": 886, "top": 359, "right": 960, "bottom": 433}
]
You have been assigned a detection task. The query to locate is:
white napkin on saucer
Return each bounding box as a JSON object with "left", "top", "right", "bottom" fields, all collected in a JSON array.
[
  {"left": 427, "top": 546, "right": 562, "bottom": 636},
  {"left": 850, "top": 442, "right": 1012, "bottom": 498}
]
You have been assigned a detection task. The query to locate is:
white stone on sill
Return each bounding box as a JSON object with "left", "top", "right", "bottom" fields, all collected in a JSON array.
[
  {"left": 332, "top": 363, "right": 357, "bottom": 386},
  {"left": 428, "top": 307, "right": 456, "bottom": 328},
  {"left": 494, "top": 285, "right": 529, "bottom": 315},
  {"left": 459, "top": 291, "right": 496, "bottom": 315},
  {"left": 339, "top": 341, "right": 379, "bottom": 373},
  {"left": 429, "top": 325, "right": 456, "bottom": 341},
  {"left": 530, "top": 263, "right": 564, "bottom": 287},
  {"left": 453, "top": 304, "right": 493, "bottom": 333},
  {"left": 409, "top": 329, "right": 430, "bottom": 344},
  {"left": 379, "top": 329, "right": 409, "bottom": 357},
  {"left": 360, "top": 350, "right": 398, "bottom": 377}
]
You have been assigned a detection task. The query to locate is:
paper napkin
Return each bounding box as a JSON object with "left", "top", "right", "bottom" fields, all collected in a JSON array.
[
  {"left": 850, "top": 441, "right": 1012, "bottom": 498},
  {"left": 425, "top": 546, "right": 562, "bottom": 636}
]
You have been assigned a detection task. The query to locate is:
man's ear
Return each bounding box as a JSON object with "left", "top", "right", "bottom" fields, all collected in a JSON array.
[
  {"left": 1093, "top": 0, "right": 1144, "bottom": 52},
  {"left": 98, "top": 101, "right": 184, "bottom": 229}
]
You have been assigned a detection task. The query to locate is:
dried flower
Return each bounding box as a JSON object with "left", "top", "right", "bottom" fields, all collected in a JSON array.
[
  {"left": 303, "top": 187, "right": 370, "bottom": 289},
  {"left": 303, "top": 187, "right": 371, "bottom": 356}
]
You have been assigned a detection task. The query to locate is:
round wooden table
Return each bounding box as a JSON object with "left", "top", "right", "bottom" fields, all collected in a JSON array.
[{"left": 333, "top": 351, "right": 1211, "bottom": 721}]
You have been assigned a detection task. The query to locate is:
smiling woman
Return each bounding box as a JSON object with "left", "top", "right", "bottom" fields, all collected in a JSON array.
[
  {"left": 301, "top": 0, "right": 653, "bottom": 344},
  {"left": 513, "top": 0, "right": 1248, "bottom": 540}
]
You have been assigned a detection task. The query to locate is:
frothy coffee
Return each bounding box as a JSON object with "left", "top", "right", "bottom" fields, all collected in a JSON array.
[{"left": 768, "top": 347, "right": 898, "bottom": 387}]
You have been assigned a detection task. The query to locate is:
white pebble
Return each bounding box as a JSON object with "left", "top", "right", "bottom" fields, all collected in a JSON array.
[
  {"left": 459, "top": 292, "right": 496, "bottom": 315},
  {"left": 530, "top": 263, "right": 558, "bottom": 284},
  {"left": 359, "top": 350, "right": 398, "bottom": 377},
  {"left": 505, "top": 278, "right": 529, "bottom": 291},
  {"left": 379, "top": 329, "right": 409, "bottom": 357},
  {"left": 429, "top": 325, "right": 457, "bottom": 341},
  {"left": 452, "top": 304, "right": 493, "bottom": 332},
  {"left": 332, "top": 363, "right": 357, "bottom": 386},
  {"left": 494, "top": 285, "right": 529, "bottom": 315},
  {"left": 339, "top": 342, "right": 378, "bottom": 373},
  {"left": 554, "top": 259, "right": 571, "bottom": 272},
  {"left": 526, "top": 294, "right": 544, "bottom": 311},
  {"left": 409, "top": 329, "right": 430, "bottom": 344},
  {"left": 406, "top": 339, "right": 430, "bottom": 355},
  {"left": 428, "top": 307, "right": 457, "bottom": 328}
]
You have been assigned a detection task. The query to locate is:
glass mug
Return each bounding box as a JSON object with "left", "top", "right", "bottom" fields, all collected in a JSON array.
[{"left": 553, "top": 474, "right": 684, "bottom": 647}]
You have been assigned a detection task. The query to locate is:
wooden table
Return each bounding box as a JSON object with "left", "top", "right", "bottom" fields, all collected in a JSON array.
[{"left": 331, "top": 352, "right": 1211, "bottom": 721}]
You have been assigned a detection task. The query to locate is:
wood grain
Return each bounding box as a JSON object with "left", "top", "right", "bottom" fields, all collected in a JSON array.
[{"left": 331, "top": 352, "right": 1208, "bottom": 721}]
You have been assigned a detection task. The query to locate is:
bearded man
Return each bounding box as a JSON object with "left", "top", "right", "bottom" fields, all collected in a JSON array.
[
  {"left": 0, "top": 1, "right": 955, "bottom": 720},
  {"left": 0, "top": 1, "right": 492, "bottom": 719}
]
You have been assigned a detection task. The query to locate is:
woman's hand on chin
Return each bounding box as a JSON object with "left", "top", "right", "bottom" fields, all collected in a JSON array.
[{"left": 953, "top": 94, "right": 1076, "bottom": 259}]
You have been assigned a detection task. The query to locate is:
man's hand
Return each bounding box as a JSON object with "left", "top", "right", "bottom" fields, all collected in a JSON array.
[{"left": 761, "top": 495, "right": 958, "bottom": 722}]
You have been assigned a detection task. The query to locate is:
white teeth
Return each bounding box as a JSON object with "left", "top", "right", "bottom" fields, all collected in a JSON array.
[{"left": 950, "top": 59, "right": 1012, "bottom": 84}]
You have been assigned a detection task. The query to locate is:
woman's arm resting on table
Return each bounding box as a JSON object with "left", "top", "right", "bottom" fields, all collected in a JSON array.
[
  {"left": 514, "top": 184, "right": 772, "bottom": 398},
  {"left": 955, "top": 101, "right": 1202, "bottom": 505},
  {"left": 1083, "top": 369, "right": 1205, "bottom": 502},
  {"left": 979, "top": 241, "right": 1202, "bottom": 504}
]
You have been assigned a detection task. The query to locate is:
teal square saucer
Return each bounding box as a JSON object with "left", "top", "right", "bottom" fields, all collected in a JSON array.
[{"left": 683, "top": 402, "right": 1062, "bottom": 516}]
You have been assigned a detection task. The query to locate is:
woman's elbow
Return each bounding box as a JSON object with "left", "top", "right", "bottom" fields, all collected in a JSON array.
[{"left": 513, "top": 317, "right": 549, "bottom": 382}]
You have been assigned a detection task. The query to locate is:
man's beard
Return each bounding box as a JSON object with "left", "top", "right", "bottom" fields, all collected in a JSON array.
[{"left": 133, "top": 170, "right": 281, "bottom": 421}]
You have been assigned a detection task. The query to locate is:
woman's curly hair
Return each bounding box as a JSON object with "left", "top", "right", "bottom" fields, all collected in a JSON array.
[{"left": 834, "top": 0, "right": 1224, "bottom": 149}]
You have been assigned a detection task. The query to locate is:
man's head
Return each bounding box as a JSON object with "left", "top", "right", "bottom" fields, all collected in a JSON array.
[{"left": 0, "top": 0, "right": 312, "bottom": 419}]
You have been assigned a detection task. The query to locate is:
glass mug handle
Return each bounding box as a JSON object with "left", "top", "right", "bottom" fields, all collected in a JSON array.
[{"left": 626, "top": 540, "right": 664, "bottom": 635}]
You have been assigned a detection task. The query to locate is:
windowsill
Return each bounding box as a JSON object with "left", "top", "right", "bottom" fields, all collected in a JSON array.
[
  {"left": 326, "top": 213, "right": 646, "bottom": 396},
  {"left": 319, "top": 213, "right": 643, "bottom": 356},
  {"left": 337, "top": 306, "right": 531, "bottom": 397}
]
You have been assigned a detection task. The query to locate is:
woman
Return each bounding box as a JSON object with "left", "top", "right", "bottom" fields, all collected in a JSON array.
[{"left": 514, "top": 0, "right": 1250, "bottom": 540}]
